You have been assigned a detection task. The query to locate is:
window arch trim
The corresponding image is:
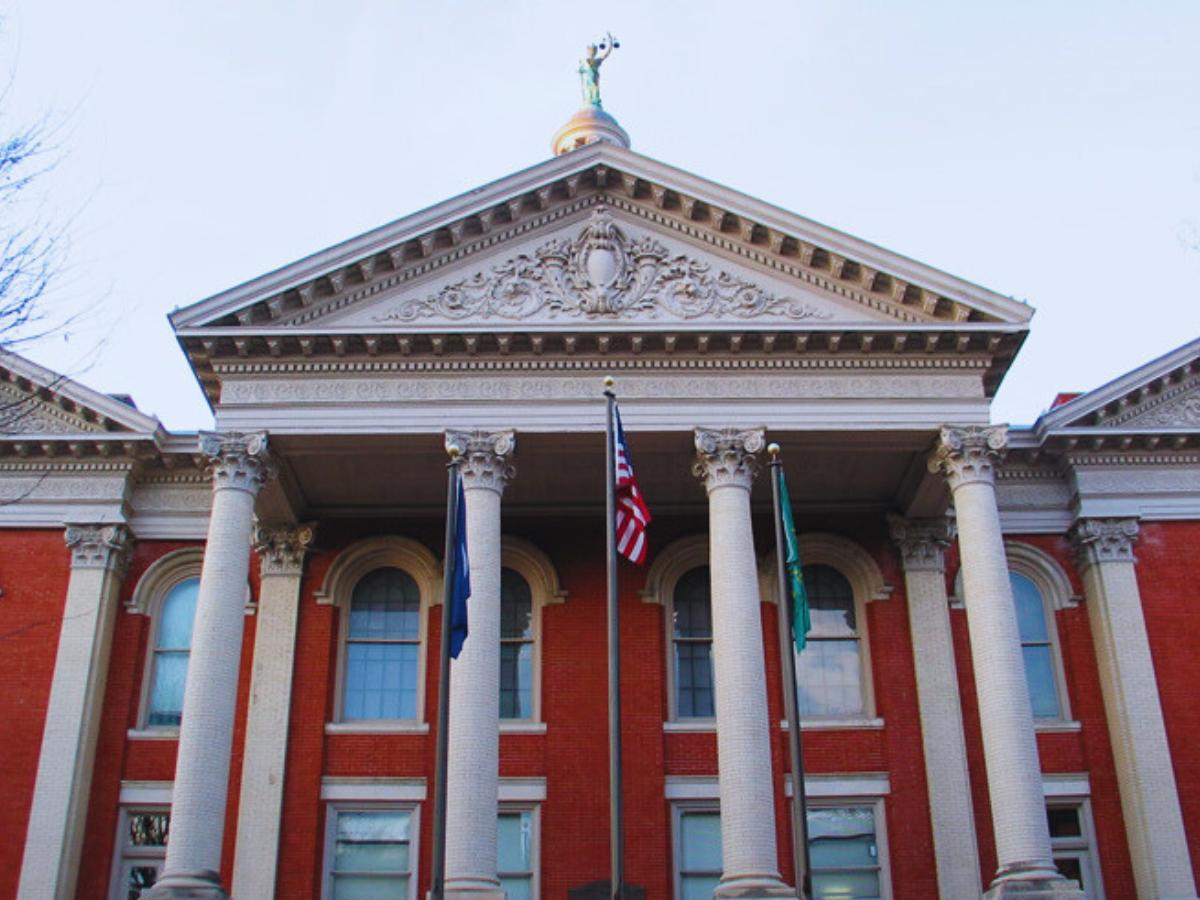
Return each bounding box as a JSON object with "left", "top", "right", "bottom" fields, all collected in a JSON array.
[
  {"left": 1004, "top": 541, "right": 1079, "bottom": 611},
  {"left": 498, "top": 536, "right": 565, "bottom": 728},
  {"left": 127, "top": 548, "right": 204, "bottom": 616},
  {"left": 639, "top": 534, "right": 709, "bottom": 607}
]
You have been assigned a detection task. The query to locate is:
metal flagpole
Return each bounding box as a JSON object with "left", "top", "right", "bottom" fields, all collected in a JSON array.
[
  {"left": 603, "top": 376, "right": 625, "bottom": 900},
  {"left": 768, "top": 443, "right": 812, "bottom": 900},
  {"left": 428, "top": 448, "right": 462, "bottom": 900}
]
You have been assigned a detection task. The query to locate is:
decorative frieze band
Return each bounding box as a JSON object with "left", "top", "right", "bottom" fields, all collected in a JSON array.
[
  {"left": 888, "top": 515, "right": 956, "bottom": 573},
  {"left": 199, "top": 431, "right": 275, "bottom": 494},
  {"left": 928, "top": 424, "right": 1008, "bottom": 490},
  {"left": 445, "top": 429, "right": 517, "bottom": 495},
  {"left": 64, "top": 523, "right": 131, "bottom": 572},
  {"left": 254, "top": 523, "right": 317, "bottom": 577},
  {"left": 692, "top": 426, "right": 765, "bottom": 492},
  {"left": 1069, "top": 518, "right": 1140, "bottom": 570}
]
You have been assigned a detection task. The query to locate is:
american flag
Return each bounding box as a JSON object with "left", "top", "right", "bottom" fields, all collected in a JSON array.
[{"left": 613, "top": 406, "right": 651, "bottom": 564}]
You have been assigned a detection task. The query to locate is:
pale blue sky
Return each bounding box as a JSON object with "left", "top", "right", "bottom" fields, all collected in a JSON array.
[{"left": 5, "top": 1, "right": 1199, "bottom": 429}]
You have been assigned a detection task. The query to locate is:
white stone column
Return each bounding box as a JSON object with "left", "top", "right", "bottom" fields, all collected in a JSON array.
[
  {"left": 145, "top": 432, "right": 273, "bottom": 900},
  {"left": 442, "top": 429, "right": 515, "bottom": 900},
  {"left": 888, "top": 515, "right": 982, "bottom": 900},
  {"left": 693, "top": 427, "right": 791, "bottom": 899},
  {"left": 928, "top": 425, "right": 1081, "bottom": 899},
  {"left": 231, "top": 523, "right": 315, "bottom": 899},
  {"left": 1069, "top": 518, "right": 1198, "bottom": 900},
  {"left": 17, "top": 524, "right": 131, "bottom": 900}
]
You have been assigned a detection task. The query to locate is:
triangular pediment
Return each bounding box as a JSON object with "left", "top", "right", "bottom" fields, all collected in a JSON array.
[
  {"left": 172, "top": 143, "right": 1032, "bottom": 336},
  {"left": 0, "top": 349, "right": 163, "bottom": 439},
  {"left": 1036, "top": 337, "right": 1200, "bottom": 433}
]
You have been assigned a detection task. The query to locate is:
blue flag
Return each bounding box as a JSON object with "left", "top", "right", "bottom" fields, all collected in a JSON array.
[{"left": 449, "top": 475, "right": 471, "bottom": 659}]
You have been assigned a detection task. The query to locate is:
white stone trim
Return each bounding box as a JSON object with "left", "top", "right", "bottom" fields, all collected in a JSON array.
[
  {"left": 119, "top": 781, "right": 174, "bottom": 805},
  {"left": 1004, "top": 542, "right": 1079, "bottom": 611},
  {"left": 324, "top": 721, "right": 431, "bottom": 735},
  {"left": 1041, "top": 774, "right": 1091, "bottom": 798},
  {"left": 781, "top": 717, "right": 886, "bottom": 731},
  {"left": 498, "top": 777, "right": 548, "bottom": 803},
  {"left": 319, "top": 777, "right": 428, "bottom": 802},
  {"left": 319, "top": 536, "right": 439, "bottom": 726},
  {"left": 127, "top": 548, "right": 204, "bottom": 615},
  {"left": 663, "top": 721, "right": 717, "bottom": 733},
  {"left": 783, "top": 773, "right": 892, "bottom": 797}
]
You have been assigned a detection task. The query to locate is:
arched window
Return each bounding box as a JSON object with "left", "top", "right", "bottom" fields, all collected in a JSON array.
[
  {"left": 796, "top": 564, "right": 864, "bottom": 718},
  {"left": 500, "top": 567, "right": 534, "bottom": 720},
  {"left": 342, "top": 567, "right": 423, "bottom": 721},
  {"left": 146, "top": 577, "right": 200, "bottom": 727},
  {"left": 1011, "top": 570, "right": 1062, "bottom": 720},
  {"left": 672, "top": 566, "right": 715, "bottom": 719}
]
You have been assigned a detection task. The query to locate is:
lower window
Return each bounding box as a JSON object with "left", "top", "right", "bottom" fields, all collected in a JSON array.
[
  {"left": 326, "top": 808, "right": 416, "bottom": 899},
  {"left": 109, "top": 808, "right": 170, "bottom": 900},
  {"left": 673, "top": 801, "right": 888, "bottom": 899},
  {"left": 498, "top": 807, "right": 538, "bottom": 899},
  {"left": 1048, "top": 801, "right": 1104, "bottom": 899}
]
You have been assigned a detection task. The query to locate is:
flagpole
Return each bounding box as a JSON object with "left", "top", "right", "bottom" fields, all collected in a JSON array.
[
  {"left": 768, "top": 443, "right": 812, "bottom": 900},
  {"left": 603, "top": 375, "right": 625, "bottom": 900},
  {"left": 429, "top": 447, "right": 462, "bottom": 900}
]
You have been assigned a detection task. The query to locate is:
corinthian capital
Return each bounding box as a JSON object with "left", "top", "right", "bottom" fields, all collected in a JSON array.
[
  {"left": 254, "top": 522, "right": 316, "bottom": 577},
  {"left": 1069, "top": 517, "right": 1139, "bottom": 570},
  {"left": 199, "top": 431, "right": 275, "bottom": 494},
  {"left": 927, "top": 424, "right": 1008, "bottom": 490},
  {"left": 64, "top": 523, "right": 131, "bottom": 573},
  {"left": 445, "top": 429, "right": 516, "bottom": 494},
  {"left": 888, "top": 514, "right": 956, "bottom": 573},
  {"left": 692, "top": 426, "right": 766, "bottom": 493}
]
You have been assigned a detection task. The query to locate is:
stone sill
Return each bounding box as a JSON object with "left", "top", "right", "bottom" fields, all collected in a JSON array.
[
  {"left": 1035, "top": 720, "right": 1083, "bottom": 734},
  {"left": 127, "top": 728, "right": 179, "bottom": 741},
  {"left": 781, "top": 718, "right": 886, "bottom": 731},
  {"left": 663, "top": 720, "right": 716, "bottom": 733},
  {"left": 500, "top": 721, "right": 548, "bottom": 735},
  {"left": 324, "top": 722, "right": 431, "bottom": 735}
]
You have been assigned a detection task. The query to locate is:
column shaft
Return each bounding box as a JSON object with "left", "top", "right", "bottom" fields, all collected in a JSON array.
[
  {"left": 146, "top": 432, "right": 272, "bottom": 899},
  {"left": 889, "top": 516, "right": 982, "bottom": 899},
  {"left": 930, "top": 425, "right": 1081, "bottom": 899},
  {"left": 231, "top": 524, "right": 314, "bottom": 899},
  {"left": 18, "top": 525, "right": 130, "bottom": 900},
  {"left": 1071, "top": 519, "right": 1198, "bottom": 899},
  {"left": 695, "top": 427, "right": 790, "bottom": 899},
  {"left": 443, "top": 429, "right": 514, "bottom": 899}
]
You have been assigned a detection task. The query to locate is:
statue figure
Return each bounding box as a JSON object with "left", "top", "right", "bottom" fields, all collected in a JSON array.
[{"left": 579, "top": 33, "right": 619, "bottom": 107}]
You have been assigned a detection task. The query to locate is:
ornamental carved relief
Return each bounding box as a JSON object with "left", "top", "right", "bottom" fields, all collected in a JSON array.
[
  {"left": 1112, "top": 386, "right": 1200, "bottom": 428},
  {"left": 927, "top": 424, "right": 1008, "bottom": 490},
  {"left": 373, "top": 206, "right": 833, "bottom": 324},
  {"left": 199, "top": 431, "right": 276, "bottom": 494},
  {"left": 693, "top": 426, "right": 765, "bottom": 492},
  {"left": 445, "top": 428, "right": 517, "bottom": 494},
  {"left": 888, "top": 515, "right": 956, "bottom": 573},
  {"left": 254, "top": 522, "right": 316, "bottom": 577},
  {"left": 1069, "top": 518, "right": 1139, "bottom": 570},
  {"left": 65, "top": 523, "right": 131, "bottom": 572}
]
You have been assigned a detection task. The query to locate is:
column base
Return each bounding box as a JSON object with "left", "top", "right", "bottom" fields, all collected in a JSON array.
[
  {"left": 714, "top": 873, "right": 795, "bottom": 898},
  {"left": 142, "top": 870, "right": 228, "bottom": 900},
  {"left": 440, "top": 880, "right": 507, "bottom": 900},
  {"left": 985, "top": 872, "right": 1085, "bottom": 899}
]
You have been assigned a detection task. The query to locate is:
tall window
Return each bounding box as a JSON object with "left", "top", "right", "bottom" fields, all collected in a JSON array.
[
  {"left": 1011, "top": 571, "right": 1062, "bottom": 719},
  {"left": 796, "top": 564, "right": 864, "bottom": 717},
  {"left": 327, "top": 809, "right": 414, "bottom": 899},
  {"left": 498, "top": 808, "right": 536, "bottom": 898},
  {"left": 343, "top": 568, "right": 421, "bottom": 721},
  {"left": 809, "top": 805, "right": 883, "bottom": 899},
  {"left": 672, "top": 566, "right": 715, "bottom": 719},
  {"left": 500, "top": 568, "right": 534, "bottom": 720},
  {"left": 1048, "top": 802, "right": 1104, "bottom": 898},
  {"left": 146, "top": 578, "right": 199, "bottom": 727},
  {"left": 109, "top": 809, "right": 170, "bottom": 899}
]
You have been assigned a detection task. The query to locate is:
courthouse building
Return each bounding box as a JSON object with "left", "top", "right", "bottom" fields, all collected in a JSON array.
[{"left": 2, "top": 94, "right": 1200, "bottom": 900}]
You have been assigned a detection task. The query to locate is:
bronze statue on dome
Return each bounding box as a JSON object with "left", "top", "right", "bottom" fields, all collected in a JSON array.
[{"left": 579, "top": 33, "right": 619, "bottom": 107}]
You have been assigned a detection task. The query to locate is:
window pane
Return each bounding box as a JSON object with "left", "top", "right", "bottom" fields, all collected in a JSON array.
[
  {"left": 676, "top": 642, "right": 714, "bottom": 718},
  {"left": 498, "top": 811, "right": 532, "bottom": 871},
  {"left": 335, "top": 841, "right": 410, "bottom": 873},
  {"left": 128, "top": 813, "right": 170, "bottom": 847},
  {"left": 1011, "top": 573, "right": 1050, "bottom": 642},
  {"left": 343, "top": 643, "right": 419, "bottom": 720},
  {"left": 1055, "top": 856, "right": 1084, "bottom": 887},
  {"left": 681, "top": 875, "right": 721, "bottom": 899},
  {"left": 127, "top": 864, "right": 159, "bottom": 899},
  {"left": 147, "top": 651, "right": 189, "bottom": 726},
  {"left": 1047, "top": 807, "right": 1082, "bottom": 838},
  {"left": 796, "top": 639, "right": 863, "bottom": 717},
  {"left": 336, "top": 810, "right": 411, "bottom": 842},
  {"left": 334, "top": 811, "right": 411, "bottom": 878},
  {"left": 811, "top": 870, "right": 881, "bottom": 899},
  {"left": 500, "top": 876, "right": 533, "bottom": 900},
  {"left": 680, "top": 811, "right": 722, "bottom": 870},
  {"left": 673, "top": 568, "right": 712, "bottom": 638},
  {"left": 333, "top": 873, "right": 409, "bottom": 899},
  {"left": 500, "top": 642, "right": 533, "bottom": 719},
  {"left": 157, "top": 579, "right": 199, "bottom": 649},
  {"left": 1023, "top": 645, "right": 1061, "bottom": 719},
  {"left": 803, "top": 565, "right": 856, "bottom": 637},
  {"left": 349, "top": 568, "right": 420, "bottom": 640},
  {"left": 501, "top": 569, "right": 533, "bottom": 639}
]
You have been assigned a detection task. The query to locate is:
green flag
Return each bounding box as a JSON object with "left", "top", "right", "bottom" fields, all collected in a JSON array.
[{"left": 779, "top": 469, "right": 811, "bottom": 652}]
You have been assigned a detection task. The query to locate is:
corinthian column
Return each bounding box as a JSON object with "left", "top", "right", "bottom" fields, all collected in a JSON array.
[
  {"left": 928, "top": 426, "right": 1081, "bottom": 898},
  {"left": 888, "top": 515, "right": 982, "bottom": 899},
  {"left": 18, "top": 524, "right": 131, "bottom": 900},
  {"left": 1069, "top": 519, "right": 1198, "bottom": 899},
  {"left": 146, "top": 432, "right": 274, "bottom": 900},
  {"left": 442, "top": 429, "right": 515, "bottom": 899},
  {"left": 231, "top": 523, "right": 316, "bottom": 899},
  {"left": 693, "top": 427, "right": 791, "bottom": 898}
]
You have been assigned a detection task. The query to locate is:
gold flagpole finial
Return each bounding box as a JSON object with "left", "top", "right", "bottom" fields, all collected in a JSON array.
[
  {"left": 603, "top": 375, "right": 615, "bottom": 388},
  {"left": 447, "top": 444, "right": 461, "bottom": 460},
  {"left": 767, "top": 442, "right": 781, "bottom": 459}
]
